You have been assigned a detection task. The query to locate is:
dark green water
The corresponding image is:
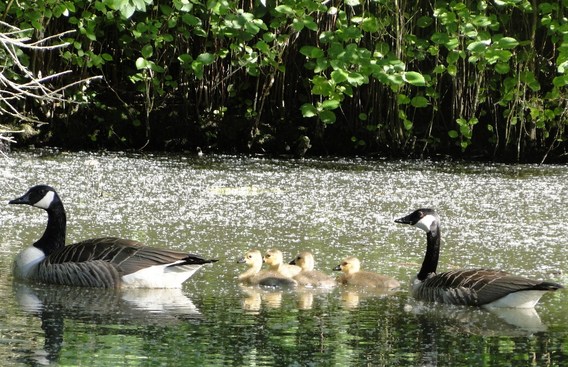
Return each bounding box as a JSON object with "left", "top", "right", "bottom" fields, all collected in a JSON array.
[{"left": 1, "top": 151, "right": 567, "bottom": 366}]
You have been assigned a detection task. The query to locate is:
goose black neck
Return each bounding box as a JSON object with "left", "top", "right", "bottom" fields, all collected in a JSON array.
[
  {"left": 417, "top": 226, "right": 440, "bottom": 281},
  {"left": 34, "top": 202, "right": 67, "bottom": 255}
]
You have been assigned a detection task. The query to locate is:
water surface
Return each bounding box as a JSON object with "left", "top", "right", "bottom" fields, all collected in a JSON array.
[{"left": 1, "top": 151, "right": 567, "bottom": 366}]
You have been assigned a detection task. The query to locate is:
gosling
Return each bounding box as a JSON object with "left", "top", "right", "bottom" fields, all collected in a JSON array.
[
  {"left": 264, "top": 249, "right": 302, "bottom": 278},
  {"left": 237, "top": 249, "right": 296, "bottom": 287},
  {"left": 289, "top": 251, "right": 336, "bottom": 288},
  {"left": 334, "top": 256, "right": 400, "bottom": 290}
]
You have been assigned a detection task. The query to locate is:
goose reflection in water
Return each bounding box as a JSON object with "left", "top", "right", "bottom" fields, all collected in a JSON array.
[
  {"left": 404, "top": 299, "right": 548, "bottom": 337},
  {"left": 13, "top": 282, "right": 202, "bottom": 365}
]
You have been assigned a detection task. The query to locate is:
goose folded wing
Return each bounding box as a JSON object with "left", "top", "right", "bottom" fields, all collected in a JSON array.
[
  {"left": 37, "top": 260, "right": 122, "bottom": 287},
  {"left": 424, "top": 269, "right": 558, "bottom": 306},
  {"left": 46, "top": 237, "right": 215, "bottom": 277}
]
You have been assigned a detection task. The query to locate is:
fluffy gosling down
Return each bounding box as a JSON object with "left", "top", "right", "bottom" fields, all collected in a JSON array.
[
  {"left": 263, "top": 249, "right": 302, "bottom": 278},
  {"left": 334, "top": 256, "right": 400, "bottom": 290},
  {"left": 289, "top": 251, "right": 335, "bottom": 288},
  {"left": 9, "top": 185, "right": 217, "bottom": 288},
  {"left": 395, "top": 208, "right": 564, "bottom": 308},
  {"left": 237, "top": 249, "right": 296, "bottom": 287}
]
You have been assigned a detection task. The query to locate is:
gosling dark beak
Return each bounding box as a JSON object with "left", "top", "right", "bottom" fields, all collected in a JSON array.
[
  {"left": 236, "top": 257, "right": 245, "bottom": 264},
  {"left": 289, "top": 259, "right": 296, "bottom": 265},
  {"left": 333, "top": 265, "right": 341, "bottom": 271}
]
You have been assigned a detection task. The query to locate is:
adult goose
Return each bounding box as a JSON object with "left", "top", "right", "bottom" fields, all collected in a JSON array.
[
  {"left": 395, "top": 208, "right": 563, "bottom": 308},
  {"left": 9, "top": 185, "right": 217, "bottom": 288}
]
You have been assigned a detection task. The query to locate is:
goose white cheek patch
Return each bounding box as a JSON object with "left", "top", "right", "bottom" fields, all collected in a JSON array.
[
  {"left": 415, "top": 214, "right": 437, "bottom": 232},
  {"left": 34, "top": 191, "right": 55, "bottom": 209}
]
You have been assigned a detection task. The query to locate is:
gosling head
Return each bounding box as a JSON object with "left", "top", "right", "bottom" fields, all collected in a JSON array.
[
  {"left": 334, "top": 256, "right": 361, "bottom": 274},
  {"left": 9, "top": 185, "right": 60, "bottom": 211},
  {"left": 237, "top": 249, "right": 263, "bottom": 268},
  {"left": 263, "top": 249, "right": 284, "bottom": 267},
  {"left": 289, "top": 251, "right": 315, "bottom": 271},
  {"left": 395, "top": 208, "right": 439, "bottom": 233}
]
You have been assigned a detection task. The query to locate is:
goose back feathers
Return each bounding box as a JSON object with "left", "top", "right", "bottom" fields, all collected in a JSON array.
[
  {"left": 395, "top": 208, "right": 563, "bottom": 308},
  {"left": 9, "top": 185, "right": 217, "bottom": 288}
]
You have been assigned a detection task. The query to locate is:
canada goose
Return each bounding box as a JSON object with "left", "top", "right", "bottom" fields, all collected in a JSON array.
[
  {"left": 8, "top": 185, "right": 217, "bottom": 288},
  {"left": 263, "top": 249, "right": 302, "bottom": 278},
  {"left": 395, "top": 208, "right": 564, "bottom": 308},
  {"left": 289, "top": 251, "right": 335, "bottom": 288},
  {"left": 334, "top": 256, "right": 400, "bottom": 289},
  {"left": 237, "top": 249, "right": 296, "bottom": 287}
]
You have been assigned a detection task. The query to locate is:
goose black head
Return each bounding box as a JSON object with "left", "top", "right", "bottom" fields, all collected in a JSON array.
[
  {"left": 395, "top": 208, "right": 439, "bottom": 233},
  {"left": 9, "top": 185, "right": 60, "bottom": 210}
]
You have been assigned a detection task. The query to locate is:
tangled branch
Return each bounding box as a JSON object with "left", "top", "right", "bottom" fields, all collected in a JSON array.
[{"left": 0, "top": 20, "right": 100, "bottom": 145}]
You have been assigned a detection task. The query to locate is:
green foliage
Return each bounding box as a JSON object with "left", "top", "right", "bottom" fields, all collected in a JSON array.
[{"left": 1, "top": 0, "right": 566, "bottom": 161}]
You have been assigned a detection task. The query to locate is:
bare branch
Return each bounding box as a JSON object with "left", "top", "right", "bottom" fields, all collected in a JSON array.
[{"left": 0, "top": 21, "right": 101, "bottom": 147}]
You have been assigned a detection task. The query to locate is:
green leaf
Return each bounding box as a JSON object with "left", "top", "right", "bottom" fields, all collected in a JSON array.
[
  {"left": 496, "top": 37, "right": 519, "bottom": 49},
  {"left": 141, "top": 45, "right": 153, "bottom": 58},
  {"left": 411, "top": 96, "right": 429, "bottom": 108},
  {"left": 331, "top": 69, "right": 348, "bottom": 83},
  {"left": 417, "top": 16, "right": 433, "bottom": 28},
  {"left": 361, "top": 16, "right": 379, "bottom": 33},
  {"left": 553, "top": 75, "right": 568, "bottom": 87},
  {"left": 403, "top": 71, "right": 426, "bottom": 86},
  {"left": 495, "top": 62, "right": 510, "bottom": 74},
  {"left": 347, "top": 72, "right": 367, "bottom": 86},
  {"left": 319, "top": 110, "right": 336, "bottom": 124},
  {"left": 448, "top": 130, "right": 459, "bottom": 138},
  {"left": 197, "top": 52, "right": 215, "bottom": 65},
  {"left": 301, "top": 104, "right": 318, "bottom": 118},
  {"left": 274, "top": 5, "right": 294, "bottom": 16},
  {"left": 135, "top": 57, "right": 149, "bottom": 70},
  {"left": 397, "top": 94, "right": 411, "bottom": 105},
  {"left": 321, "top": 99, "right": 341, "bottom": 110},
  {"left": 299, "top": 46, "right": 325, "bottom": 59},
  {"left": 467, "top": 40, "right": 490, "bottom": 52}
]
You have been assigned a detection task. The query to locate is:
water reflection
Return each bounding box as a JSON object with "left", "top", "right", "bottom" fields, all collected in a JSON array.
[
  {"left": 339, "top": 287, "right": 399, "bottom": 310},
  {"left": 404, "top": 300, "right": 547, "bottom": 337},
  {"left": 239, "top": 285, "right": 335, "bottom": 313},
  {"left": 14, "top": 282, "right": 202, "bottom": 365}
]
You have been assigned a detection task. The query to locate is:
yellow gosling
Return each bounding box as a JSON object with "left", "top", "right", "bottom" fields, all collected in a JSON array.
[
  {"left": 289, "top": 251, "right": 336, "bottom": 288},
  {"left": 334, "top": 256, "right": 400, "bottom": 290},
  {"left": 263, "top": 249, "right": 302, "bottom": 278},
  {"left": 237, "top": 249, "right": 296, "bottom": 287}
]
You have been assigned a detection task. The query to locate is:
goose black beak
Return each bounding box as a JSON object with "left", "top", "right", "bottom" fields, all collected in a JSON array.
[
  {"left": 8, "top": 194, "right": 30, "bottom": 205},
  {"left": 333, "top": 265, "right": 341, "bottom": 271},
  {"left": 394, "top": 215, "right": 413, "bottom": 225}
]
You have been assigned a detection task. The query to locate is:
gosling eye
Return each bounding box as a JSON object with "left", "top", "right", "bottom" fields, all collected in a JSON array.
[{"left": 342, "top": 262, "right": 348, "bottom": 266}]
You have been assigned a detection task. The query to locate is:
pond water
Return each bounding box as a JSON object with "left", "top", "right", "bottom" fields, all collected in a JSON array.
[{"left": 0, "top": 150, "right": 567, "bottom": 366}]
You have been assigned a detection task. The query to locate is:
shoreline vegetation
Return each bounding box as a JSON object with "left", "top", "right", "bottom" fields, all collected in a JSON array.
[{"left": 0, "top": 1, "right": 567, "bottom": 163}]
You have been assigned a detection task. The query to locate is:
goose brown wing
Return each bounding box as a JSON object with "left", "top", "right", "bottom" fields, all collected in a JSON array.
[
  {"left": 420, "top": 269, "right": 559, "bottom": 306},
  {"left": 45, "top": 237, "right": 215, "bottom": 277}
]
